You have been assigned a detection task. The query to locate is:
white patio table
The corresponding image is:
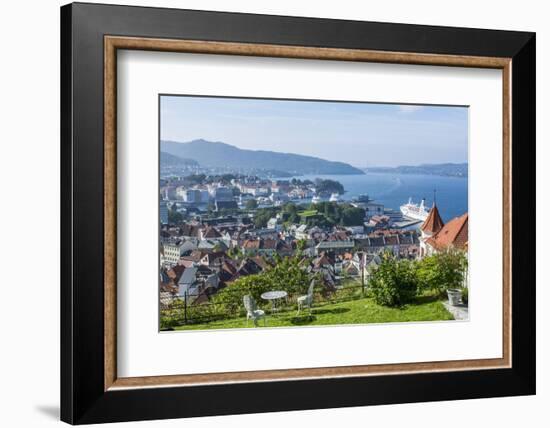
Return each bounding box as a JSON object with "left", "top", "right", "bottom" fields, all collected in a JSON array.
[{"left": 260, "top": 290, "right": 288, "bottom": 314}]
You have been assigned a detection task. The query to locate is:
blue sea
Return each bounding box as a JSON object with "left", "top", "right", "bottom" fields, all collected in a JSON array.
[{"left": 290, "top": 172, "right": 468, "bottom": 222}]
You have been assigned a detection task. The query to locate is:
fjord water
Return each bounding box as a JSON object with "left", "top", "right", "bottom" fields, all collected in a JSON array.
[{"left": 296, "top": 172, "right": 468, "bottom": 222}]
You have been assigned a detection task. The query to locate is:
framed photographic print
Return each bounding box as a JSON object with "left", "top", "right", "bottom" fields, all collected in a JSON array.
[{"left": 60, "top": 2, "right": 535, "bottom": 424}]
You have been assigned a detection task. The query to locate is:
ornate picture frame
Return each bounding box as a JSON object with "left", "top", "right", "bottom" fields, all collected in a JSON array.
[{"left": 61, "top": 3, "right": 535, "bottom": 424}]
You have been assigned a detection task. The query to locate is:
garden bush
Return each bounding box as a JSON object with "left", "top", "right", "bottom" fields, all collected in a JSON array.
[
  {"left": 368, "top": 255, "right": 419, "bottom": 307},
  {"left": 417, "top": 249, "right": 468, "bottom": 296},
  {"left": 212, "top": 256, "right": 313, "bottom": 315}
]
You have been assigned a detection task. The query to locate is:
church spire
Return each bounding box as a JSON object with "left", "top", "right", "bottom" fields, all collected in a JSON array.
[{"left": 421, "top": 203, "right": 444, "bottom": 235}]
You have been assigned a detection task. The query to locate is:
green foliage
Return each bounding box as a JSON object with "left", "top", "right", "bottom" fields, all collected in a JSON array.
[
  {"left": 417, "top": 249, "right": 468, "bottom": 296},
  {"left": 212, "top": 257, "right": 311, "bottom": 315},
  {"left": 368, "top": 250, "right": 468, "bottom": 307},
  {"left": 212, "top": 275, "right": 273, "bottom": 315},
  {"left": 227, "top": 246, "right": 243, "bottom": 259},
  {"left": 253, "top": 207, "right": 280, "bottom": 228},
  {"left": 174, "top": 295, "right": 454, "bottom": 331},
  {"left": 263, "top": 257, "right": 311, "bottom": 295},
  {"left": 160, "top": 298, "right": 186, "bottom": 329},
  {"left": 299, "top": 209, "right": 318, "bottom": 217},
  {"left": 369, "top": 255, "right": 420, "bottom": 307},
  {"left": 183, "top": 174, "right": 207, "bottom": 185},
  {"left": 290, "top": 178, "right": 314, "bottom": 186},
  {"left": 301, "top": 213, "right": 329, "bottom": 228},
  {"left": 314, "top": 178, "right": 345, "bottom": 195},
  {"left": 282, "top": 203, "right": 300, "bottom": 224},
  {"left": 244, "top": 201, "right": 366, "bottom": 228},
  {"left": 340, "top": 206, "right": 366, "bottom": 226},
  {"left": 296, "top": 239, "right": 307, "bottom": 253},
  {"left": 245, "top": 199, "right": 258, "bottom": 210},
  {"left": 183, "top": 173, "right": 239, "bottom": 185},
  {"left": 308, "top": 202, "right": 366, "bottom": 227},
  {"left": 160, "top": 297, "right": 231, "bottom": 329},
  {"left": 167, "top": 208, "right": 184, "bottom": 224}
]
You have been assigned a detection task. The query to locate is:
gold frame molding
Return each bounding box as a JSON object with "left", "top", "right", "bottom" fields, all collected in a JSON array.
[{"left": 104, "top": 36, "right": 512, "bottom": 391}]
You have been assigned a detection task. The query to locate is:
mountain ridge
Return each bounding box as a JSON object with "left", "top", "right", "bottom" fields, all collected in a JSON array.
[
  {"left": 160, "top": 151, "right": 199, "bottom": 166},
  {"left": 161, "top": 139, "right": 364, "bottom": 175},
  {"left": 365, "top": 162, "right": 468, "bottom": 178}
]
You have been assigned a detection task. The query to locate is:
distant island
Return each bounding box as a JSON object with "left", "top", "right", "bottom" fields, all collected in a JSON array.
[
  {"left": 364, "top": 163, "right": 468, "bottom": 178},
  {"left": 161, "top": 139, "right": 364, "bottom": 176}
]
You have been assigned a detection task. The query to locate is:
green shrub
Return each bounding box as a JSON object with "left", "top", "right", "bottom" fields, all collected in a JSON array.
[
  {"left": 417, "top": 249, "right": 468, "bottom": 296},
  {"left": 212, "top": 274, "right": 273, "bottom": 315},
  {"left": 368, "top": 255, "right": 419, "bottom": 307},
  {"left": 212, "top": 256, "right": 313, "bottom": 315},
  {"left": 160, "top": 299, "right": 186, "bottom": 329}
]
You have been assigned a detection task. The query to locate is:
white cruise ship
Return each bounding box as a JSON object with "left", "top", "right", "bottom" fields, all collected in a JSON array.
[
  {"left": 311, "top": 195, "right": 322, "bottom": 204},
  {"left": 400, "top": 197, "right": 429, "bottom": 221}
]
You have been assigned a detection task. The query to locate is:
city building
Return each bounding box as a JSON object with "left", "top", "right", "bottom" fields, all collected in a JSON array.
[
  {"left": 212, "top": 186, "right": 233, "bottom": 202},
  {"left": 162, "top": 241, "right": 191, "bottom": 265},
  {"left": 315, "top": 240, "right": 355, "bottom": 255},
  {"left": 160, "top": 201, "right": 169, "bottom": 225}
]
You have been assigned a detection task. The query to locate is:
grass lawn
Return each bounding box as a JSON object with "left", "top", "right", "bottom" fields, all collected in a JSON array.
[
  {"left": 172, "top": 295, "right": 454, "bottom": 331},
  {"left": 298, "top": 209, "right": 319, "bottom": 217}
]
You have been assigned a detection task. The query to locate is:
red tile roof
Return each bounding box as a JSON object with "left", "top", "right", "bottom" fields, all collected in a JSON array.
[
  {"left": 426, "top": 213, "right": 468, "bottom": 251},
  {"left": 421, "top": 205, "right": 445, "bottom": 234},
  {"left": 242, "top": 239, "right": 260, "bottom": 249},
  {"left": 202, "top": 226, "right": 222, "bottom": 238}
]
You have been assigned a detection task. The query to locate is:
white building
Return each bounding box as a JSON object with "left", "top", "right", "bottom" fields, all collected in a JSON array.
[
  {"left": 267, "top": 217, "right": 282, "bottom": 231},
  {"left": 362, "top": 202, "right": 385, "bottom": 219},
  {"left": 162, "top": 241, "right": 196, "bottom": 265},
  {"left": 294, "top": 224, "right": 309, "bottom": 240}
]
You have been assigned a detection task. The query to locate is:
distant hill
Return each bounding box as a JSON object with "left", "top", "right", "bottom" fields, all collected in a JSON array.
[
  {"left": 160, "top": 151, "right": 200, "bottom": 167},
  {"left": 161, "top": 139, "right": 364, "bottom": 175},
  {"left": 365, "top": 163, "right": 468, "bottom": 178}
]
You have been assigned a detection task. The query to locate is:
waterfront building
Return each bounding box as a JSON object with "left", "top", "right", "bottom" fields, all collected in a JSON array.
[
  {"left": 178, "top": 188, "right": 202, "bottom": 203},
  {"left": 160, "top": 201, "right": 169, "bottom": 225},
  {"left": 162, "top": 186, "right": 177, "bottom": 200},
  {"left": 213, "top": 186, "right": 234, "bottom": 202}
]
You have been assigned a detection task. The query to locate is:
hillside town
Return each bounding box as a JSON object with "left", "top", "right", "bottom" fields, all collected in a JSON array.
[{"left": 159, "top": 174, "right": 469, "bottom": 320}]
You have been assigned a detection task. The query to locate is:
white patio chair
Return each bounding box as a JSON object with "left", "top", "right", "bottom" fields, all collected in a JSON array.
[
  {"left": 243, "top": 295, "right": 266, "bottom": 327},
  {"left": 297, "top": 280, "right": 315, "bottom": 315}
]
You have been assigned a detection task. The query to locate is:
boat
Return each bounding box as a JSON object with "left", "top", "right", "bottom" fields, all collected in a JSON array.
[
  {"left": 312, "top": 195, "right": 322, "bottom": 204},
  {"left": 329, "top": 193, "right": 340, "bottom": 202},
  {"left": 400, "top": 197, "right": 429, "bottom": 221}
]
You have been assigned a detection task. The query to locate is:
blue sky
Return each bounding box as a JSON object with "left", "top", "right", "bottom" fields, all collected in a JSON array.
[{"left": 160, "top": 95, "right": 468, "bottom": 167}]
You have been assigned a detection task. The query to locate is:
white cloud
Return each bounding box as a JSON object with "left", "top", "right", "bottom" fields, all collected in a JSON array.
[{"left": 398, "top": 105, "right": 425, "bottom": 113}]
